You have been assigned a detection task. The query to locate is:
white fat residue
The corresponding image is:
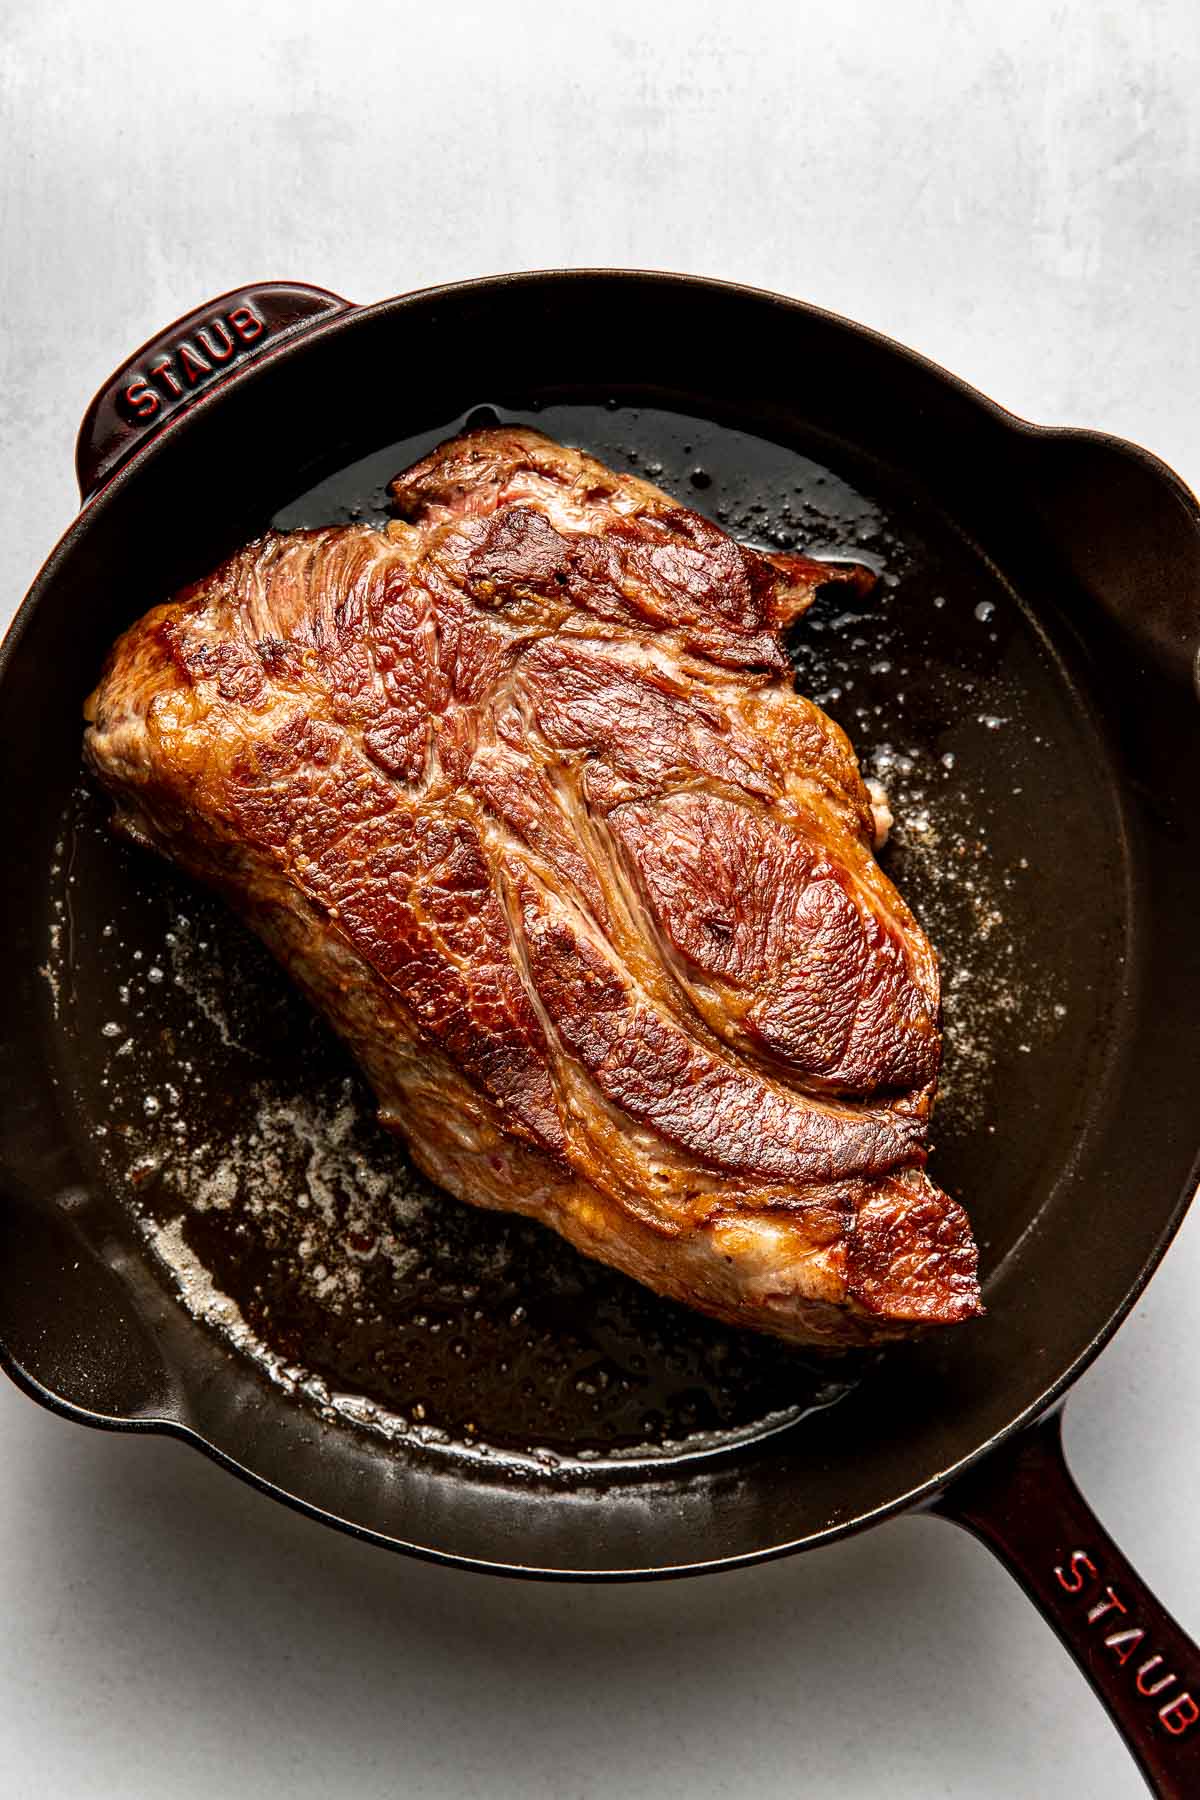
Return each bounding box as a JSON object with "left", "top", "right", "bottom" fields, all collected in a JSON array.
[
  {"left": 157, "top": 1088, "right": 431, "bottom": 1312},
  {"left": 864, "top": 776, "right": 893, "bottom": 849},
  {"left": 866, "top": 732, "right": 1067, "bottom": 1128},
  {"left": 147, "top": 1213, "right": 413, "bottom": 1435},
  {"left": 163, "top": 916, "right": 248, "bottom": 1051},
  {"left": 37, "top": 961, "right": 61, "bottom": 1010},
  {"left": 142, "top": 1207, "right": 590, "bottom": 1470},
  {"left": 149, "top": 1216, "right": 255, "bottom": 1342}
]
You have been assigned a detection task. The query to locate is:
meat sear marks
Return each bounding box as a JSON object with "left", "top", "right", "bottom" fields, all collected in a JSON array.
[{"left": 84, "top": 427, "right": 980, "bottom": 1345}]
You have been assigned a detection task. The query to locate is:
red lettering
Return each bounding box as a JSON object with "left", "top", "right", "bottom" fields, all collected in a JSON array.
[
  {"left": 1159, "top": 1693, "right": 1200, "bottom": 1736},
  {"left": 177, "top": 341, "right": 211, "bottom": 383},
  {"left": 1136, "top": 1656, "right": 1176, "bottom": 1698},
  {"left": 1054, "top": 1550, "right": 1097, "bottom": 1594},
  {"left": 1103, "top": 1627, "right": 1145, "bottom": 1666},
  {"left": 228, "top": 304, "right": 264, "bottom": 343},
  {"left": 196, "top": 320, "right": 234, "bottom": 362},
  {"left": 123, "top": 378, "right": 160, "bottom": 419},
  {"left": 149, "top": 357, "right": 182, "bottom": 397},
  {"left": 1088, "top": 1586, "right": 1128, "bottom": 1626}
]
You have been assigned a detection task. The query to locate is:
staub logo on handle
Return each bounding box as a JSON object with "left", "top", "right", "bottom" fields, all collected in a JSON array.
[
  {"left": 120, "top": 303, "right": 265, "bottom": 422},
  {"left": 1055, "top": 1549, "right": 1199, "bottom": 1736}
]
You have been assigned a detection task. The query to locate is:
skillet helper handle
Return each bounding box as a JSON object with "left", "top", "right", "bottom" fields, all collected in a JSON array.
[
  {"left": 932, "top": 1407, "right": 1200, "bottom": 1797},
  {"left": 74, "top": 280, "right": 351, "bottom": 503}
]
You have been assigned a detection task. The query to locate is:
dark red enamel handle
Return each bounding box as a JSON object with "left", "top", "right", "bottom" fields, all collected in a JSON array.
[
  {"left": 74, "top": 280, "right": 352, "bottom": 503},
  {"left": 931, "top": 1407, "right": 1200, "bottom": 1796}
]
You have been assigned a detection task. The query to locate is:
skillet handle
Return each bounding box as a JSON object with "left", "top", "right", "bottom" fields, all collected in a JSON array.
[
  {"left": 931, "top": 1406, "right": 1200, "bottom": 1796},
  {"left": 74, "top": 281, "right": 352, "bottom": 503}
]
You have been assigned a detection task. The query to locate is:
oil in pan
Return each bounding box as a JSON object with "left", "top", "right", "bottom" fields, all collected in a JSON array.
[{"left": 44, "top": 402, "right": 1101, "bottom": 1473}]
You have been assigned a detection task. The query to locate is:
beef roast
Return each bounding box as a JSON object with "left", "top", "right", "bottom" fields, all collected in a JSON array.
[{"left": 83, "top": 427, "right": 981, "bottom": 1346}]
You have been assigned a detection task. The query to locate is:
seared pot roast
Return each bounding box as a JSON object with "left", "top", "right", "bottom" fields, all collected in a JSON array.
[{"left": 84, "top": 429, "right": 980, "bottom": 1345}]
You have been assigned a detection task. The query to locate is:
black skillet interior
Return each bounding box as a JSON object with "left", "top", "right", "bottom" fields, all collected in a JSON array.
[{"left": 1, "top": 274, "right": 1198, "bottom": 1574}]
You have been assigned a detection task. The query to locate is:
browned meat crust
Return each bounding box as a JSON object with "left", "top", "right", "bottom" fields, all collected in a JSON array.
[{"left": 83, "top": 427, "right": 981, "bottom": 1346}]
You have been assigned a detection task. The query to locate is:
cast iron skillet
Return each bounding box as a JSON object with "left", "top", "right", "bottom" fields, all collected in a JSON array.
[{"left": 2, "top": 272, "right": 1199, "bottom": 1794}]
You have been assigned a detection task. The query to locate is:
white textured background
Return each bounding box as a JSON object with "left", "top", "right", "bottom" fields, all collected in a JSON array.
[{"left": 2, "top": 2, "right": 1198, "bottom": 1795}]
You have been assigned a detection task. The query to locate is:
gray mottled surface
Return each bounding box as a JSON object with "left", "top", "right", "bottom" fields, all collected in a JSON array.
[{"left": 2, "top": 1, "right": 1199, "bottom": 1794}]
